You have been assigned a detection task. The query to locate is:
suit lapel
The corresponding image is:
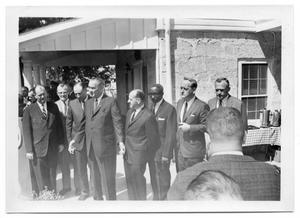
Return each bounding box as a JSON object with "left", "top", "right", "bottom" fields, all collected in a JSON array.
[
  {"left": 92, "top": 94, "right": 107, "bottom": 117},
  {"left": 183, "top": 98, "right": 198, "bottom": 122},
  {"left": 155, "top": 100, "right": 165, "bottom": 116},
  {"left": 128, "top": 107, "right": 145, "bottom": 127}
]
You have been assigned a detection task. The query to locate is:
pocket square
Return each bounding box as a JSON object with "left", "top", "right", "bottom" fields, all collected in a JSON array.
[
  {"left": 158, "top": 117, "right": 165, "bottom": 121},
  {"left": 190, "top": 114, "right": 196, "bottom": 117}
]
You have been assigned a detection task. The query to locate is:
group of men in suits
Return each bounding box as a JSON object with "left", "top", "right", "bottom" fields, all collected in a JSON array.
[{"left": 22, "top": 75, "right": 279, "bottom": 201}]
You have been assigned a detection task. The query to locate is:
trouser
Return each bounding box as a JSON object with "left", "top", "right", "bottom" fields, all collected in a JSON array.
[
  {"left": 124, "top": 159, "right": 147, "bottom": 200},
  {"left": 57, "top": 148, "right": 71, "bottom": 190},
  {"left": 147, "top": 159, "right": 159, "bottom": 200},
  {"left": 71, "top": 147, "right": 89, "bottom": 195},
  {"left": 177, "top": 149, "right": 203, "bottom": 172},
  {"left": 155, "top": 160, "right": 171, "bottom": 200},
  {"left": 29, "top": 152, "right": 57, "bottom": 195},
  {"left": 88, "top": 146, "right": 117, "bottom": 200}
]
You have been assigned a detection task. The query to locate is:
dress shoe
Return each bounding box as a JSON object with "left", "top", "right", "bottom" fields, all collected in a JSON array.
[
  {"left": 93, "top": 196, "right": 103, "bottom": 200},
  {"left": 75, "top": 189, "right": 81, "bottom": 196},
  {"left": 59, "top": 188, "right": 71, "bottom": 196},
  {"left": 78, "top": 194, "right": 89, "bottom": 201}
]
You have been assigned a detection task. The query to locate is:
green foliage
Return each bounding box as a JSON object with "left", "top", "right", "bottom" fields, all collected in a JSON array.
[
  {"left": 33, "top": 186, "right": 64, "bottom": 200},
  {"left": 19, "top": 17, "right": 74, "bottom": 34}
]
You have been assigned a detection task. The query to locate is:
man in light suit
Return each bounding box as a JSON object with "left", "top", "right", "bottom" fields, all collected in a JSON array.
[
  {"left": 23, "top": 85, "right": 64, "bottom": 196},
  {"left": 66, "top": 82, "right": 90, "bottom": 200},
  {"left": 208, "top": 77, "right": 248, "bottom": 131},
  {"left": 72, "top": 78, "right": 124, "bottom": 200},
  {"left": 55, "top": 83, "right": 80, "bottom": 196},
  {"left": 176, "top": 77, "right": 210, "bottom": 172},
  {"left": 148, "top": 84, "right": 177, "bottom": 200},
  {"left": 167, "top": 107, "right": 280, "bottom": 200},
  {"left": 123, "top": 89, "right": 161, "bottom": 200}
]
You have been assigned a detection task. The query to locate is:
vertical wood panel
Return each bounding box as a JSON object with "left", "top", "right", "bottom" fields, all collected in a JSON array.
[
  {"left": 101, "top": 22, "right": 115, "bottom": 49},
  {"left": 71, "top": 31, "right": 86, "bottom": 50},
  {"left": 56, "top": 35, "right": 71, "bottom": 50},
  {"left": 131, "top": 19, "right": 144, "bottom": 49},
  {"left": 41, "top": 39, "right": 55, "bottom": 51},
  {"left": 116, "top": 19, "right": 131, "bottom": 49},
  {"left": 86, "top": 27, "right": 101, "bottom": 49}
]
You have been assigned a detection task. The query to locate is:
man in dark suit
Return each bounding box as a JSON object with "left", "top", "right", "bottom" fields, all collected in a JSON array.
[
  {"left": 55, "top": 83, "right": 76, "bottom": 196},
  {"left": 73, "top": 78, "right": 124, "bottom": 200},
  {"left": 176, "top": 77, "right": 210, "bottom": 172},
  {"left": 23, "top": 85, "right": 64, "bottom": 196},
  {"left": 66, "top": 82, "right": 90, "bottom": 200},
  {"left": 167, "top": 107, "right": 280, "bottom": 200},
  {"left": 123, "top": 89, "right": 161, "bottom": 200},
  {"left": 208, "top": 77, "right": 248, "bottom": 131},
  {"left": 148, "top": 84, "right": 177, "bottom": 200}
]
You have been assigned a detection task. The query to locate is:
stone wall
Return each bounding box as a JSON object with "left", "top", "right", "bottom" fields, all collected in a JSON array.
[{"left": 171, "top": 31, "right": 281, "bottom": 111}]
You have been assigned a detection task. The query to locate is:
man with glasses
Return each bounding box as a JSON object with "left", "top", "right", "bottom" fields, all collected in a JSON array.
[
  {"left": 208, "top": 77, "right": 248, "bottom": 132},
  {"left": 23, "top": 85, "right": 64, "bottom": 197},
  {"left": 71, "top": 77, "right": 125, "bottom": 200},
  {"left": 66, "top": 82, "right": 90, "bottom": 200},
  {"left": 176, "top": 77, "right": 210, "bottom": 172}
]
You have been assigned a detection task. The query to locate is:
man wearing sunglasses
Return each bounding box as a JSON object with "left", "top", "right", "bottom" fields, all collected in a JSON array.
[
  {"left": 208, "top": 77, "right": 248, "bottom": 132},
  {"left": 176, "top": 77, "right": 210, "bottom": 172}
]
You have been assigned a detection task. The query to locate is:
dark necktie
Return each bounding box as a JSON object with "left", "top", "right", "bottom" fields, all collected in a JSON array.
[
  {"left": 152, "top": 103, "right": 156, "bottom": 114},
  {"left": 41, "top": 104, "right": 47, "bottom": 119},
  {"left": 93, "top": 98, "right": 98, "bottom": 113},
  {"left": 130, "top": 110, "right": 136, "bottom": 122},
  {"left": 218, "top": 99, "right": 223, "bottom": 108},
  {"left": 182, "top": 101, "right": 188, "bottom": 121}
]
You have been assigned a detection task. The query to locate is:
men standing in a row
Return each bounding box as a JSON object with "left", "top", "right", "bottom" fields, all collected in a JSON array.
[
  {"left": 123, "top": 89, "right": 161, "bottom": 200},
  {"left": 23, "top": 85, "right": 64, "bottom": 196},
  {"left": 176, "top": 77, "right": 210, "bottom": 172},
  {"left": 208, "top": 77, "right": 248, "bottom": 131},
  {"left": 55, "top": 83, "right": 80, "bottom": 196},
  {"left": 66, "top": 82, "right": 90, "bottom": 200},
  {"left": 72, "top": 78, "right": 125, "bottom": 200},
  {"left": 148, "top": 84, "right": 177, "bottom": 200}
]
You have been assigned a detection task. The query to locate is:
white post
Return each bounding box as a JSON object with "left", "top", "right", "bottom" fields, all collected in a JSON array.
[
  {"left": 39, "top": 65, "right": 47, "bottom": 86},
  {"left": 164, "top": 18, "right": 173, "bottom": 104},
  {"left": 32, "top": 64, "right": 40, "bottom": 86},
  {"left": 22, "top": 60, "right": 33, "bottom": 89}
]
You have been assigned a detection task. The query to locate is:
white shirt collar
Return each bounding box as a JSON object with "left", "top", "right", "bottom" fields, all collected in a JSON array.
[{"left": 211, "top": 151, "right": 243, "bottom": 157}]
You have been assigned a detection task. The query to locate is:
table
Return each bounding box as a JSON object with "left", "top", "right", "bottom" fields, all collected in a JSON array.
[{"left": 244, "top": 127, "right": 281, "bottom": 147}]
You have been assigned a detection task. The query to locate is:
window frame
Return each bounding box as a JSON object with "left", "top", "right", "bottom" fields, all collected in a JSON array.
[{"left": 238, "top": 60, "right": 269, "bottom": 121}]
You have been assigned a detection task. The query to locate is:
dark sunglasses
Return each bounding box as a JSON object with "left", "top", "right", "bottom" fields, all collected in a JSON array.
[{"left": 215, "top": 89, "right": 225, "bottom": 92}]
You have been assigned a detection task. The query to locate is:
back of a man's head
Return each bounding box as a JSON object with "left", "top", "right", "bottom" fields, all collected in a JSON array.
[
  {"left": 207, "top": 107, "right": 244, "bottom": 142},
  {"left": 184, "top": 170, "right": 243, "bottom": 201}
]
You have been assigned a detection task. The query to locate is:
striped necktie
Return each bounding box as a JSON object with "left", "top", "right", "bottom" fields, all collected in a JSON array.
[
  {"left": 182, "top": 101, "right": 188, "bottom": 122},
  {"left": 41, "top": 104, "right": 47, "bottom": 119},
  {"left": 130, "top": 110, "right": 136, "bottom": 122}
]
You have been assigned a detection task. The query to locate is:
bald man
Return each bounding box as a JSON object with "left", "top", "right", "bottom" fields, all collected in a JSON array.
[{"left": 23, "top": 85, "right": 64, "bottom": 197}]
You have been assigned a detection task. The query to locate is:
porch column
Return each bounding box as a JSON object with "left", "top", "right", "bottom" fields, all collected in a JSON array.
[
  {"left": 22, "top": 60, "right": 33, "bottom": 89},
  {"left": 39, "top": 65, "right": 46, "bottom": 86},
  {"left": 32, "top": 64, "right": 40, "bottom": 86},
  {"left": 164, "top": 18, "right": 173, "bottom": 104}
]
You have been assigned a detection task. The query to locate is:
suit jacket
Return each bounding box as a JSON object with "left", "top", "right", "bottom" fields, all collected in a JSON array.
[
  {"left": 22, "top": 102, "right": 64, "bottom": 158},
  {"left": 55, "top": 99, "right": 69, "bottom": 145},
  {"left": 167, "top": 154, "right": 280, "bottom": 200},
  {"left": 208, "top": 95, "right": 248, "bottom": 131},
  {"left": 66, "top": 99, "right": 85, "bottom": 151},
  {"left": 75, "top": 94, "right": 124, "bottom": 157},
  {"left": 150, "top": 100, "right": 177, "bottom": 161},
  {"left": 176, "top": 97, "right": 210, "bottom": 158},
  {"left": 125, "top": 107, "right": 161, "bottom": 164}
]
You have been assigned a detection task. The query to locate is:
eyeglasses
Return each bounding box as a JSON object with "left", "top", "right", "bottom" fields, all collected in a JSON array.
[
  {"left": 215, "top": 89, "right": 225, "bottom": 92},
  {"left": 180, "top": 87, "right": 189, "bottom": 91}
]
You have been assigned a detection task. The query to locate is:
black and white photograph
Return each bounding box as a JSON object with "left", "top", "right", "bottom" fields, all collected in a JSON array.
[{"left": 3, "top": 3, "right": 296, "bottom": 214}]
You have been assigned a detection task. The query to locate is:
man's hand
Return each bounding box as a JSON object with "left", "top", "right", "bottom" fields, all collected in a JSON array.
[
  {"left": 178, "top": 122, "right": 191, "bottom": 132},
  {"left": 58, "top": 145, "right": 64, "bottom": 153},
  {"left": 26, "top": 152, "right": 34, "bottom": 160},
  {"left": 119, "top": 142, "right": 125, "bottom": 155},
  {"left": 68, "top": 145, "right": 75, "bottom": 154}
]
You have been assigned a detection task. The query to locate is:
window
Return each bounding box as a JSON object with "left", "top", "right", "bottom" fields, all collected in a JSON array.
[{"left": 240, "top": 63, "right": 268, "bottom": 119}]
